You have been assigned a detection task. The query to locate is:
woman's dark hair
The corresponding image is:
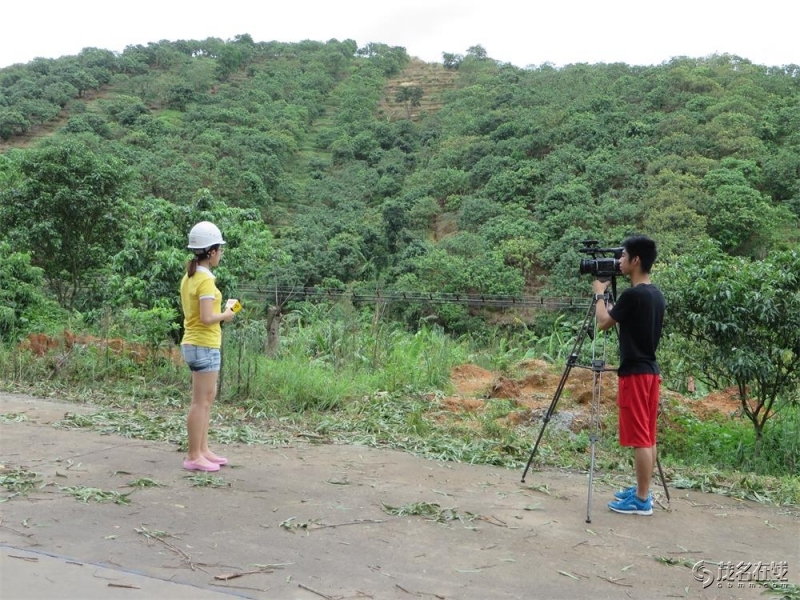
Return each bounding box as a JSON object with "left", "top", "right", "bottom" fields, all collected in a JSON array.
[
  {"left": 622, "top": 235, "right": 658, "bottom": 273},
  {"left": 186, "top": 244, "right": 221, "bottom": 276}
]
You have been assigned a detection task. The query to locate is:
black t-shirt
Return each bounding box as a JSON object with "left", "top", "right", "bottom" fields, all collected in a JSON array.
[{"left": 608, "top": 283, "right": 665, "bottom": 376}]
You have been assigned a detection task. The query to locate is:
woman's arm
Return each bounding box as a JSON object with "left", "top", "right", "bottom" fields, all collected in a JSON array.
[{"left": 199, "top": 298, "right": 235, "bottom": 325}]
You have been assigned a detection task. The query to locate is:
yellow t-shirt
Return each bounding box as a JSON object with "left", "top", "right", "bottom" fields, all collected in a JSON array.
[{"left": 180, "top": 267, "right": 223, "bottom": 348}]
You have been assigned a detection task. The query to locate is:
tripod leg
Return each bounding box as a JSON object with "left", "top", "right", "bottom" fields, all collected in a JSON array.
[
  {"left": 585, "top": 359, "right": 606, "bottom": 524},
  {"left": 521, "top": 301, "right": 597, "bottom": 483},
  {"left": 586, "top": 432, "right": 597, "bottom": 523},
  {"left": 656, "top": 455, "right": 670, "bottom": 503},
  {"left": 654, "top": 400, "right": 670, "bottom": 503},
  {"left": 521, "top": 364, "right": 572, "bottom": 482}
]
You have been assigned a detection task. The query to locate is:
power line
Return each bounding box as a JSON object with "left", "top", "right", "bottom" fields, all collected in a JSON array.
[{"left": 236, "top": 286, "right": 591, "bottom": 310}]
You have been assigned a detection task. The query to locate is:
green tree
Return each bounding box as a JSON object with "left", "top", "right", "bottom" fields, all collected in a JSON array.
[
  {"left": 698, "top": 161, "right": 787, "bottom": 256},
  {"left": 0, "top": 140, "right": 131, "bottom": 308},
  {"left": 105, "top": 196, "right": 189, "bottom": 312},
  {"left": 395, "top": 85, "right": 423, "bottom": 119},
  {"left": 61, "top": 67, "right": 99, "bottom": 97},
  {"left": 661, "top": 242, "right": 800, "bottom": 458},
  {"left": 0, "top": 242, "right": 49, "bottom": 341},
  {"left": 43, "top": 81, "right": 79, "bottom": 107},
  {"left": 466, "top": 45, "right": 489, "bottom": 60},
  {"left": 442, "top": 53, "right": 463, "bottom": 70},
  {"left": 407, "top": 232, "right": 525, "bottom": 296},
  {"left": 0, "top": 108, "right": 30, "bottom": 140},
  {"left": 640, "top": 169, "right": 709, "bottom": 257},
  {"left": 355, "top": 43, "right": 409, "bottom": 76},
  {"left": 165, "top": 80, "right": 196, "bottom": 110}
]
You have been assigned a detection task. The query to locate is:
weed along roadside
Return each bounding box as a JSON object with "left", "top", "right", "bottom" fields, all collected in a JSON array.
[{"left": 1, "top": 383, "right": 799, "bottom": 600}]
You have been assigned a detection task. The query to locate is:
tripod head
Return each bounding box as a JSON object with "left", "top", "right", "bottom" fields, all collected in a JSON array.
[
  {"left": 579, "top": 240, "right": 622, "bottom": 301},
  {"left": 600, "top": 274, "right": 619, "bottom": 306}
]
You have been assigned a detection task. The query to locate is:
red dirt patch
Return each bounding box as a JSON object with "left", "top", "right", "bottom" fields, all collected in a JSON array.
[
  {"left": 441, "top": 362, "right": 744, "bottom": 431},
  {"left": 449, "top": 364, "right": 495, "bottom": 396},
  {"left": 682, "top": 387, "right": 744, "bottom": 419},
  {"left": 18, "top": 330, "right": 181, "bottom": 366},
  {"left": 439, "top": 397, "right": 485, "bottom": 413},
  {"left": 448, "top": 360, "right": 618, "bottom": 409}
]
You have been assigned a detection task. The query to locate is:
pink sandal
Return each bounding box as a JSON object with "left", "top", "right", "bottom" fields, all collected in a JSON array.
[
  {"left": 183, "top": 458, "right": 220, "bottom": 472},
  {"left": 204, "top": 453, "right": 228, "bottom": 465}
]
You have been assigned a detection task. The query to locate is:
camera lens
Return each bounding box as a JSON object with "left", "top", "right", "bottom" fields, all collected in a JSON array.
[
  {"left": 578, "top": 258, "right": 620, "bottom": 277},
  {"left": 579, "top": 259, "right": 595, "bottom": 275}
]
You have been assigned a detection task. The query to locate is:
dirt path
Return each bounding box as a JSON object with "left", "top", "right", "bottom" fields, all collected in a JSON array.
[{"left": 0, "top": 392, "right": 797, "bottom": 600}]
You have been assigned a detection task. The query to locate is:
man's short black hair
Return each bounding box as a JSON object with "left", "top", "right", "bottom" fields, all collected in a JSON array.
[{"left": 622, "top": 235, "right": 658, "bottom": 273}]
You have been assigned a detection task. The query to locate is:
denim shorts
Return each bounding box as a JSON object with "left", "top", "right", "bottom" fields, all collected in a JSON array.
[{"left": 181, "top": 345, "right": 221, "bottom": 372}]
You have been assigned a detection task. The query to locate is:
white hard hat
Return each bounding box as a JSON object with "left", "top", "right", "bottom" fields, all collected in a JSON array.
[{"left": 187, "top": 221, "right": 226, "bottom": 249}]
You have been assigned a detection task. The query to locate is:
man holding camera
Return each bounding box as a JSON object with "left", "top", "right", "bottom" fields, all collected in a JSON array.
[{"left": 592, "top": 235, "right": 665, "bottom": 516}]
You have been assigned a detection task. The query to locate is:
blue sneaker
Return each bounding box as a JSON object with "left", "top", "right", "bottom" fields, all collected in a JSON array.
[
  {"left": 614, "top": 486, "right": 653, "bottom": 501},
  {"left": 614, "top": 486, "right": 636, "bottom": 500},
  {"left": 608, "top": 493, "right": 653, "bottom": 516}
]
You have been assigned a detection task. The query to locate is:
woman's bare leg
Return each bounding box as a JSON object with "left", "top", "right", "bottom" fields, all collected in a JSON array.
[{"left": 187, "top": 371, "right": 218, "bottom": 462}]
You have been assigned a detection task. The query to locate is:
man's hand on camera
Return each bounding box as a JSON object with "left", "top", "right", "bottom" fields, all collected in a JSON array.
[
  {"left": 592, "top": 279, "right": 610, "bottom": 295},
  {"left": 593, "top": 280, "right": 616, "bottom": 331}
]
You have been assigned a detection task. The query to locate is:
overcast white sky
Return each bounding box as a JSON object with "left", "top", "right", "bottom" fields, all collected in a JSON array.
[{"left": 2, "top": 0, "right": 799, "bottom": 69}]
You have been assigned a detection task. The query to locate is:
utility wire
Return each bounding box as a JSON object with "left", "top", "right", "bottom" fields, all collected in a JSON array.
[{"left": 235, "top": 286, "right": 591, "bottom": 310}]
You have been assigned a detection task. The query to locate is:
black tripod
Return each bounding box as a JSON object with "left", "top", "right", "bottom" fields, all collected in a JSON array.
[{"left": 520, "top": 290, "right": 670, "bottom": 523}]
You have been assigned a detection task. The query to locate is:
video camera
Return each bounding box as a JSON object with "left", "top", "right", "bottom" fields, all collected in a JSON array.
[{"left": 578, "top": 240, "right": 623, "bottom": 278}]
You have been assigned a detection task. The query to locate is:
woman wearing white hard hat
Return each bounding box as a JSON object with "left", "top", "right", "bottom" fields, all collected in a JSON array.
[{"left": 179, "top": 221, "right": 239, "bottom": 472}]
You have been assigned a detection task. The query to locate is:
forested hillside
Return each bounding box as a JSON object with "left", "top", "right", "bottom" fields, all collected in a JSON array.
[{"left": 1, "top": 36, "right": 799, "bottom": 332}]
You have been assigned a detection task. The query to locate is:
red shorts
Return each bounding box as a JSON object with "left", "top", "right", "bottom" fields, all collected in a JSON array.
[{"left": 617, "top": 374, "right": 660, "bottom": 447}]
